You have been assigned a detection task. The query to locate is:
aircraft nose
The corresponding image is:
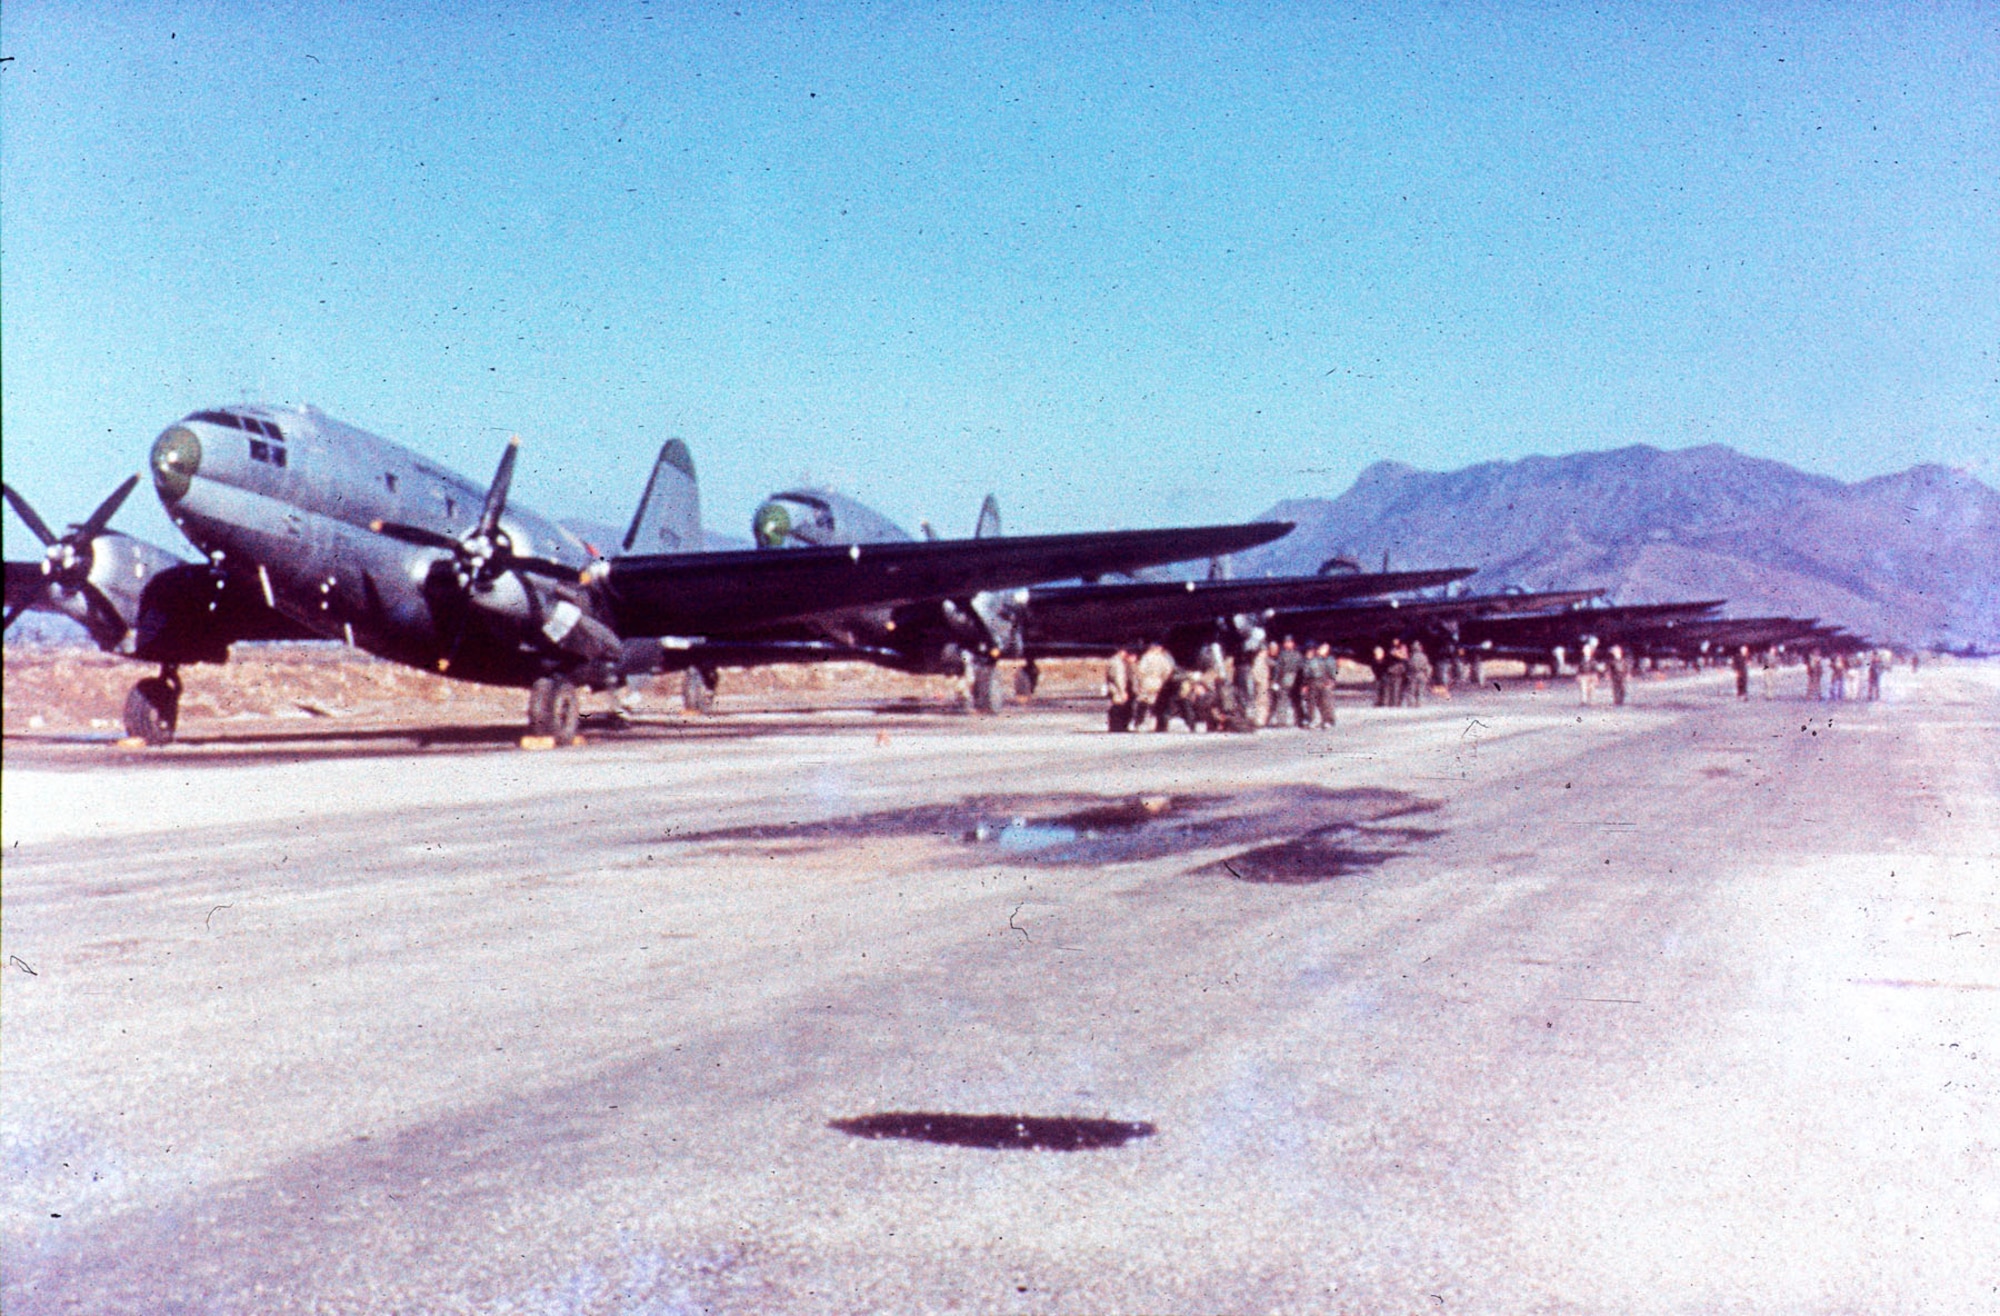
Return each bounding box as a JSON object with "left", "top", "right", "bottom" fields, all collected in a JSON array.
[
  {"left": 151, "top": 426, "right": 201, "bottom": 501},
  {"left": 753, "top": 500, "right": 792, "bottom": 548}
]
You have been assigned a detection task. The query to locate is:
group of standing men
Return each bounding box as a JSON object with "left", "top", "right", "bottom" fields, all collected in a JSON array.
[
  {"left": 1367, "top": 639, "right": 1433, "bottom": 708},
  {"left": 1576, "top": 640, "right": 1631, "bottom": 705},
  {"left": 1103, "top": 636, "right": 1348, "bottom": 733},
  {"left": 1800, "top": 649, "right": 1887, "bottom": 702}
]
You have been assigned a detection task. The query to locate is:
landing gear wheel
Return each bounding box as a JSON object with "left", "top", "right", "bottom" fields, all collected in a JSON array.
[
  {"left": 527, "top": 676, "right": 582, "bottom": 742},
  {"left": 124, "top": 674, "right": 180, "bottom": 746},
  {"left": 970, "top": 659, "right": 1006, "bottom": 715},
  {"left": 683, "top": 665, "right": 718, "bottom": 715}
]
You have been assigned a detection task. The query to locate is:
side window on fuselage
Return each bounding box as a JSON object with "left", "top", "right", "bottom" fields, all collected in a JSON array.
[{"left": 245, "top": 418, "right": 289, "bottom": 468}]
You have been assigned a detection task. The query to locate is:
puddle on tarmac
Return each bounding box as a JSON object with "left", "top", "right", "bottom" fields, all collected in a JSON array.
[
  {"left": 676, "top": 784, "right": 1439, "bottom": 881},
  {"left": 829, "top": 1112, "right": 1156, "bottom": 1151}
]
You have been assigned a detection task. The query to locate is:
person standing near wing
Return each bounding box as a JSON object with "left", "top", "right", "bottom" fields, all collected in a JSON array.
[
  {"left": 1308, "top": 642, "right": 1339, "bottom": 728},
  {"left": 1105, "top": 647, "right": 1136, "bottom": 732},
  {"left": 1252, "top": 641, "right": 1275, "bottom": 727},
  {"left": 1273, "top": 636, "right": 1304, "bottom": 727},
  {"left": 1408, "top": 640, "right": 1432, "bottom": 707},
  {"left": 1134, "top": 642, "right": 1176, "bottom": 732}
]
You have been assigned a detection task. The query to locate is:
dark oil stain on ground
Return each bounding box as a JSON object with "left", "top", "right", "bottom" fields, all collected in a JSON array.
[
  {"left": 679, "top": 784, "right": 1440, "bottom": 882},
  {"left": 829, "top": 1112, "right": 1157, "bottom": 1151},
  {"left": 1210, "top": 823, "right": 1442, "bottom": 884}
]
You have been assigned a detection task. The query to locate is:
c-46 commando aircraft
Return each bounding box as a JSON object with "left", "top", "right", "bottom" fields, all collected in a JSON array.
[
  {"left": 710, "top": 487, "right": 1472, "bottom": 709},
  {"left": 3, "top": 404, "right": 1290, "bottom": 744}
]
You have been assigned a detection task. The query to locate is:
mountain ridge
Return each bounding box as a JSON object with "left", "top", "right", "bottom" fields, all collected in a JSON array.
[{"left": 1237, "top": 445, "right": 1999, "bottom": 650}]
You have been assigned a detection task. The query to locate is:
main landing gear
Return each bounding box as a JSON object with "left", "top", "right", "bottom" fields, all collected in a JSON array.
[
  {"left": 682, "top": 665, "right": 719, "bottom": 715},
  {"left": 123, "top": 665, "right": 182, "bottom": 746},
  {"left": 526, "top": 674, "right": 581, "bottom": 742},
  {"left": 968, "top": 656, "right": 1007, "bottom": 716}
]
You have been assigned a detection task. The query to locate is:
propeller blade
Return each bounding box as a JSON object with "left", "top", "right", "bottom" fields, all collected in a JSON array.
[
  {"left": 476, "top": 435, "right": 521, "bottom": 541},
  {"left": 510, "top": 555, "right": 583, "bottom": 581},
  {"left": 2, "top": 484, "right": 59, "bottom": 547},
  {"left": 76, "top": 474, "right": 141, "bottom": 541},
  {"left": 369, "top": 519, "right": 462, "bottom": 552}
]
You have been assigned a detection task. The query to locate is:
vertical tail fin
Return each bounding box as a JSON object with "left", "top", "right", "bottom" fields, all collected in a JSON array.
[
  {"left": 622, "top": 438, "right": 703, "bottom": 554},
  {"left": 974, "top": 493, "right": 1002, "bottom": 539}
]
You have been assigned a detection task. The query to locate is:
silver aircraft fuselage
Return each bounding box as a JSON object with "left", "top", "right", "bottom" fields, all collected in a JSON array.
[{"left": 150, "top": 404, "right": 597, "bottom": 684}]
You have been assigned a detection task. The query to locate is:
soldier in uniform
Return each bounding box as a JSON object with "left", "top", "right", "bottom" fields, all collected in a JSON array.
[
  {"left": 1407, "top": 640, "right": 1432, "bottom": 707},
  {"left": 1273, "top": 636, "right": 1304, "bottom": 727},
  {"left": 1607, "top": 643, "right": 1629, "bottom": 706},
  {"left": 1296, "top": 643, "right": 1325, "bottom": 727},
  {"left": 1806, "top": 651, "right": 1823, "bottom": 700},
  {"left": 1311, "top": 642, "right": 1340, "bottom": 728},
  {"left": 1251, "top": 641, "right": 1275, "bottom": 726},
  {"left": 1732, "top": 645, "right": 1751, "bottom": 699},
  {"left": 1104, "top": 647, "right": 1135, "bottom": 732},
  {"left": 1386, "top": 640, "right": 1411, "bottom": 707},
  {"left": 1134, "top": 642, "right": 1176, "bottom": 732}
]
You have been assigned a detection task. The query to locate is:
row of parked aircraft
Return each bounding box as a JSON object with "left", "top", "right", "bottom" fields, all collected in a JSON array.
[{"left": 5, "top": 403, "right": 1869, "bottom": 744}]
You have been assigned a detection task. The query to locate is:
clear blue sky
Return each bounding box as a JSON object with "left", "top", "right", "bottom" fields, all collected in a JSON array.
[{"left": 5, "top": 2, "right": 1995, "bottom": 557}]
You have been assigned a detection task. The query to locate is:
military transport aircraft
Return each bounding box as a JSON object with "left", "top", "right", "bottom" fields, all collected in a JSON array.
[
  {"left": 1257, "top": 588, "right": 1605, "bottom": 660},
  {"left": 704, "top": 487, "right": 1474, "bottom": 710},
  {"left": 3, "top": 404, "right": 1291, "bottom": 743}
]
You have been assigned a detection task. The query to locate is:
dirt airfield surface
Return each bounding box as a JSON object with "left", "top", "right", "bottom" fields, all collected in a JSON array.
[{"left": 3, "top": 657, "right": 1996, "bottom": 1313}]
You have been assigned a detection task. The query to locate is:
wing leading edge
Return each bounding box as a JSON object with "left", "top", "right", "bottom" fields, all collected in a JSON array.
[
  {"left": 604, "top": 521, "right": 1293, "bottom": 638},
  {"left": 1019, "top": 566, "right": 1475, "bottom": 644}
]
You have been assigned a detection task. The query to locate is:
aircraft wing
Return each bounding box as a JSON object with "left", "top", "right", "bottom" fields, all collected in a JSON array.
[
  {"left": 1017, "top": 566, "right": 1474, "bottom": 645},
  {"left": 1457, "top": 599, "right": 1725, "bottom": 649},
  {"left": 603, "top": 521, "right": 1293, "bottom": 638},
  {"left": 1273, "top": 589, "right": 1604, "bottom": 646}
]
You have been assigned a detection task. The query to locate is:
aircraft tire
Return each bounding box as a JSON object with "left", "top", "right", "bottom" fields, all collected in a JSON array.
[
  {"left": 970, "top": 661, "right": 1006, "bottom": 716},
  {"left": 124, "top": 679, "right": 177, "bottom": 746},
  {"left": 527, "top": 677, "right": 557, "bottom": 737},
  {"left": 526, "top": 676, "right": 581, "bottom": 742},
  {"left": 683, "top": 666, "right": 716, "bottom": 715},
  {"left": 551, "top": 679, "right": 581, "bottom": 743},
  {"left": 1013, "top": 661, "right": 1040, "bottom": 699}
]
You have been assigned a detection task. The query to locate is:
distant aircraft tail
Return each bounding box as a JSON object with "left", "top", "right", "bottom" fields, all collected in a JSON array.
[
  {"left": 975, "top": 494, "right": 1001, "bottom": 539},
  {"left": 622, "top": 438, "right": 703, "bottom": 554}
]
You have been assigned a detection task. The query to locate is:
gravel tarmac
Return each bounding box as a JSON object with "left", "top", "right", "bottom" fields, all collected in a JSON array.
[{"left": 3, "top": 664, "right": 1995, "bottom": 1313}]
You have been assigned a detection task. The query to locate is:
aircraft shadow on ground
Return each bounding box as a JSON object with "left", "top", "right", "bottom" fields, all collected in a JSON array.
[{"left": 827, "top": 1112, "right": 1157, "bottom": 1151}]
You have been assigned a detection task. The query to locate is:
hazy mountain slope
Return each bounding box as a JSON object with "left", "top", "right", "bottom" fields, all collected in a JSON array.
[{"left": 1237, "top": 446, "right": 1999, "bottom": 649}]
